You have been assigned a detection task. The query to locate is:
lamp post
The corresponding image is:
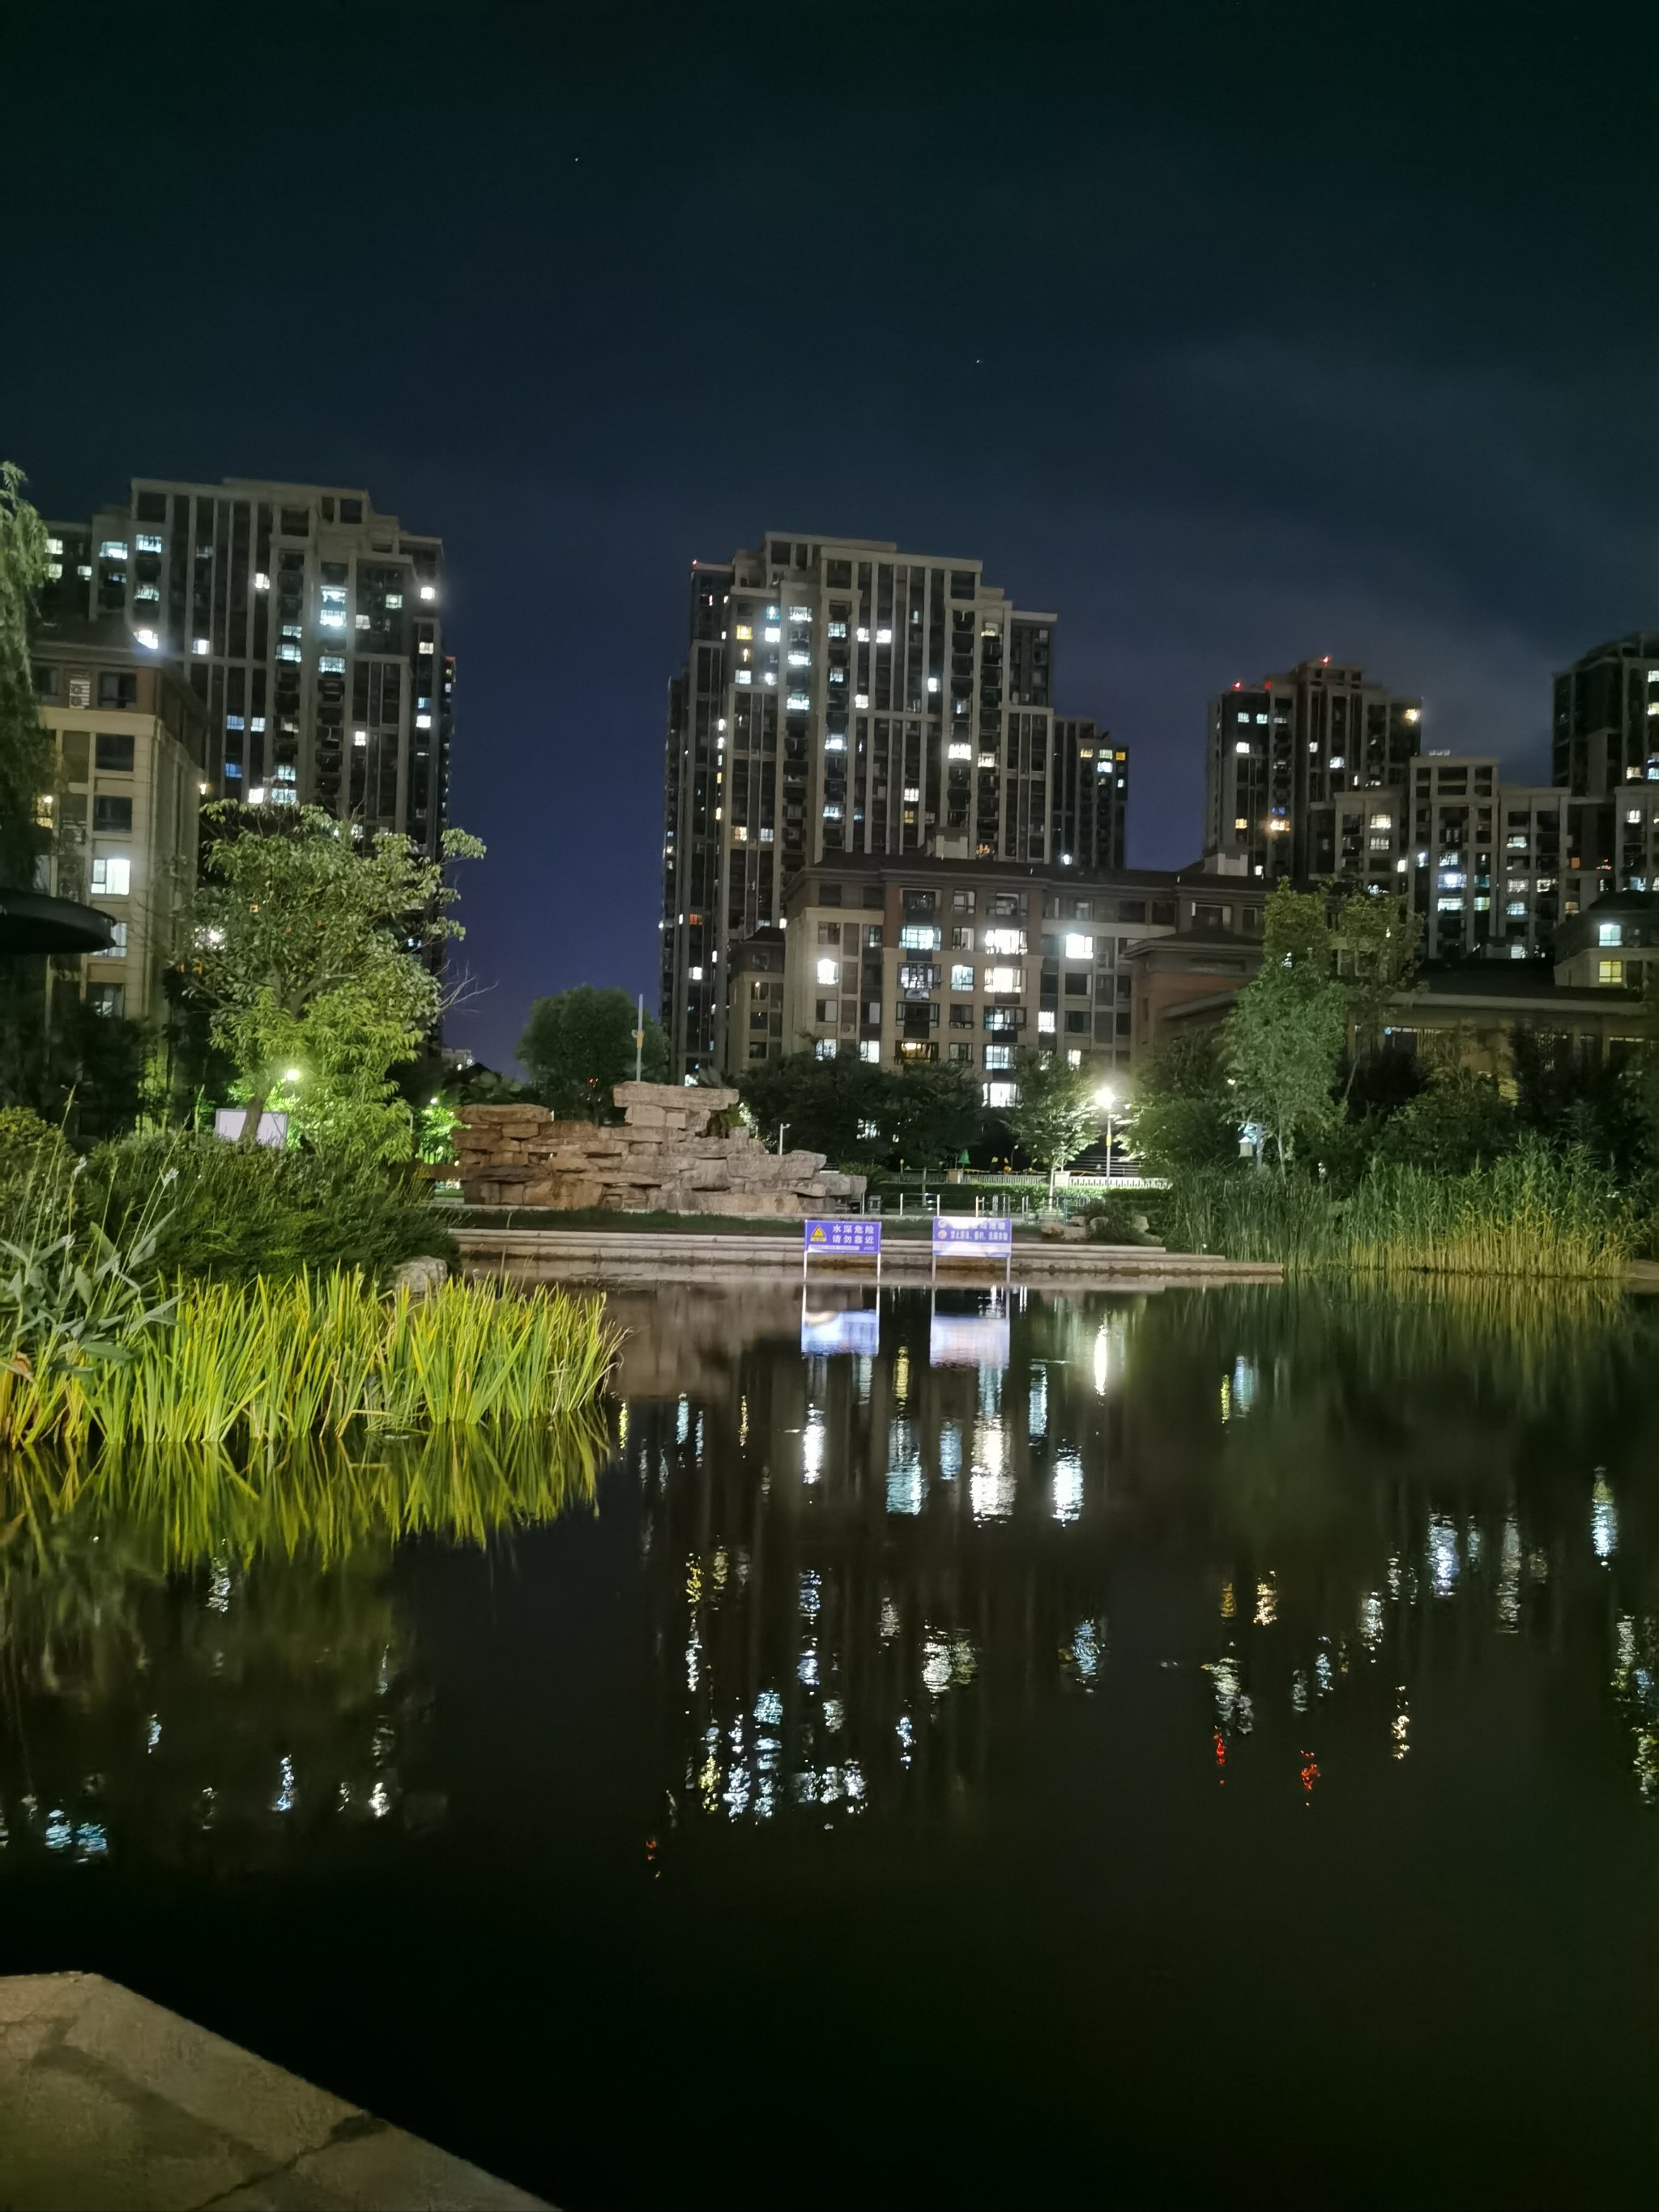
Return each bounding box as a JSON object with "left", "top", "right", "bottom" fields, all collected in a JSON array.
[{"left": 1094, "top": 1082, "right": 1117, "bottom": 1183}]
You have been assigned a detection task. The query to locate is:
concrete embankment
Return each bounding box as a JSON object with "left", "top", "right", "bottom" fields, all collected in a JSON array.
[
  {"left": 0, "top": 1972, "right": 546, "bottom": 2210},
  {"left": 456, "top": 1225, "right": 1281, "bottom": 1286}
]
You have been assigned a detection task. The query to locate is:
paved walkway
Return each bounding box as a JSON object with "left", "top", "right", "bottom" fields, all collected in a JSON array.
[{"left": 0, "top": 1974, "right": 546, "bottom": 2211}]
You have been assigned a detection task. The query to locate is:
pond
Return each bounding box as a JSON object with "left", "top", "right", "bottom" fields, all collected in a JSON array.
[{"left": 2, "top": 1278, "right": 1657, "bottom": 2210}]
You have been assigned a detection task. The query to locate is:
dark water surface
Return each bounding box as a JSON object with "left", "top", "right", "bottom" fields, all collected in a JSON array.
[{"left": 4, "top": 1279, "right": 1659, "bottom": 2210}]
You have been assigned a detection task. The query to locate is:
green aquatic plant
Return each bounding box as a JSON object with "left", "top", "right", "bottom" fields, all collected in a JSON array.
[{"left": 0, "top": 1272, "right": 618, "bottom": 1450}]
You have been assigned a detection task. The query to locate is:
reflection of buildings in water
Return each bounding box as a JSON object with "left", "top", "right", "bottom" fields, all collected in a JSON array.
[
  {"left": 0, "top": 1540, "right": 432, "bottom": 1869},
  {"left": 623, "top": 1282, "right": 1659, "bottom": 1831}
]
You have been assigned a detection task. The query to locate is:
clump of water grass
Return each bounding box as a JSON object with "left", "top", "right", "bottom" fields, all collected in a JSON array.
[
  {"left": 1162, "top": 1138, "right": 1637, "bottom": 1281},
  {"left": 0, "top": 1271, "right": 618, "bottom": 1451}
]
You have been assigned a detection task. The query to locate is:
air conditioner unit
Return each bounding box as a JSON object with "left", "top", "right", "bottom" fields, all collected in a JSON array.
[{"left": 68, "top": 677, "right": 92, "bottom": 709}]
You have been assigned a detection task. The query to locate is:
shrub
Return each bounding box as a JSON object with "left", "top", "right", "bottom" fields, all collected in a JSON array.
[
  {"left": 0, "top": 1106, "right": 72, "bottom": 1213},
  {"left": 1077, "top": 1195, "right": 1156, "bottom": 1245},
  {"left": 82, "top": 1133, "right": 456, "bottom": 1284}
]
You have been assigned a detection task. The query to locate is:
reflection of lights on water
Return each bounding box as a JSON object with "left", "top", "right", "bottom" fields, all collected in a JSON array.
[
  {"left": 1028, "top": 1365, "right": 1048, "bottom": 1440},
  {"left": 1390, "top": 1690, "right": 1410, "bottom": 1760},
  {"left": 802, "top": 1409, "right": 825, "bottom": 1484},
  {"left": 676, "top": 1396, "right": 690, "bottom": 1444},
  {"left": 799, "top": 1571, "right": 821, "bottom": 1621},
  {"left": 854, "top": 1355, "right": 872, "bottom": 1405},
  {"left": 1219, "top": 1581, "right": 1236, "bottom": 1619},
  {"left": 822, "top": 1698, "right": 844, "bottom": 1733},
  {"left": 1204, "top": 1655, "right": 1253, "bottom": 1733},
  {"left": 1051, "top": 1451, "right": 1083, "bottom": 1524},
  {"left": 754, "top": 1689, "right": 783, "bottom": 1726},
  {"left": 207, "top": 1559, "right": 232, "bottom": 1614},
  {"left": 974, "top": 1418, "right": 1004, "bottom": 1475},
  {"left": 887, "top": 1418, "right": 923, "bottom": 1515},
  {"left": 271, "top": 1754, "right": 296, "bottom": 1814},
  {"left": 1253, "top": 1576, "right": 1277, "bottom": 1627},
  {"left": 880, "top": 1596, "right": 901, "bottom": 1640},
  {"left": 145, "top": 1715, "right": 161, "bottom": 1753},
  {"left": 1230, "top": 1357, "right": 1257, "bottom": 1416},
  {"left": 710, "top": 1547, "right": 728, "bottom": 1594},
  {"left": 1497, "top": 1516, "right": 1520, "bottom": 1631},
  {"left": 740, "top": 1395, "right": 749, "bottom": 1446},
  {"left": 978, "top": 1363, "right": 1002, "bottom": 1417},
  {"left": 970, "top": 1469, "right": 1014, "bottom": 1521},
  {"left": 44, "top": 1809, "right": 71, "bottom": 1852},
  {"left": 939, "top": 1421, "right": 962, "bottom": 1478},
  {"left": 1067, "top": 1618, "right": 1106, "bottom": 1684},
  {"left": 893, "top": 1349, "right": 911, "bottom": 1402},
  {"left": 1358, "top": 1594, "right": 1384, "bottom": 1652},
  {"left": 1218, "top": 1375, "right": 1230, "bottom": 1422},
  {"left": 896, "top": 1714, "right": 915, "bottom": 1767},
  {"left": 1093, "top": 1328, "right": 1111, "bottom": 1397},
  {"left": 1528, "top": 1548, "right": 1550, "bottom": 1582},
  {"left": 922, "top": 1630, "right": 977, "bottom": 1695},
  {"left": 1315, "top": 1649, "right": 1334, "bottom": 1698},
  {"left": 1428, "top": 1515, "right": 1460, "bottom": 1597},
  {"left": 799, "top": 1647, "right": 819, "bottom": 1687},
  {"left": 1290, "top": 1669, "right": 1308, "bottom": 1711},
  {"left": 685, "top": 1630, "right": 700, "bottom": 1690},
  {"left": 1593, "top": 1472, "right": 1618, "bottom": 1565}
]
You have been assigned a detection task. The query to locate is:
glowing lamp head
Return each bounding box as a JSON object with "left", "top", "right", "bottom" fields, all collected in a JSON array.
[
  {"left": 283, "top": 1068, "right": 302, "bottom": 1084},
  {"left": 1094, "top": 1085, "right": 1118, "bottom": 1110}
]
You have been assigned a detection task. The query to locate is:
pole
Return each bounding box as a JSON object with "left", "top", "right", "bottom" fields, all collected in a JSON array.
[
  {"left": 777, "top": 1121, "right": 789, "bottom": 1155},
  {"left": 1105, "top": 1106, "right": 1114, "bottom": 1182},
  {"left": 634, "top": 994, "right": 644, "bottom": 1082}
]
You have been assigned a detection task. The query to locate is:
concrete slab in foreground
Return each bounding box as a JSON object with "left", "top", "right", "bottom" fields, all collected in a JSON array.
[{"left": 0, "top": 1974, "right": 548, "bottom": 2212}]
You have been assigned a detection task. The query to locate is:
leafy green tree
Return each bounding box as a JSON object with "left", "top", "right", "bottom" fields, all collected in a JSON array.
[
  {"left": 186, "top": 804, "right": 482, "bottom": 1165},
  {"left": 1331, "top": 885, "right": 1421, "bottom": 1098},
  {"left": 518, "top": 986, "right": 669, "bottom": 1119},
  {"left": 880, "top": 1059, "right": 983, "bottom": 1178},
  {"left": 738, "top": 1048, "right": 888, "bottom": 1161},
  {"left": 0, "top": 462, "right": 50, "bottom": 894},
  {"left": 1226, "top": 883, "right": 1347, "bottom": 1168},
  {"left": 0, "top": 464, "right": 55, "bottom": 1112},
  {"left": 1004, "top": 1048, "right": 1098, "bottom": 1201},
  {"left": 1380, "top": 1069, "right": 1517, "bottom": 1174},
  {"left": 1128, "top": 1033, "right": 1239, "bottom": 1175}
]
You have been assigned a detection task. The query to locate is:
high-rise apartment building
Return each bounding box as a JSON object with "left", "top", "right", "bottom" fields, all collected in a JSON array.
[
  {"left": 660, "top": 533, "right": 1124, "bottom": 1076},
  {"left": 1205, "top": 657, "right": 1422, "bottom": 881},
  {"left": 1552, "top": 632, "right": 1659, "bottom": 796},
  {"left": 36, "top": 479, "right": 451, "bottom": 850}
]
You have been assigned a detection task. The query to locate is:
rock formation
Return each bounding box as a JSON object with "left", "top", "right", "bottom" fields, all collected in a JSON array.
[{"left": 456, "top": 1083, "right": 865, "bottom": 1218}]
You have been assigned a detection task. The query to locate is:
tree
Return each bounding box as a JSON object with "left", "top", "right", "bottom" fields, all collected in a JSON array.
[
  {"left": 1331, "top": 885, "right": 1421, "bottom": 1097},
  {"left": 1225, "top": 882, "right": 1347, "bottom": 1168},
  {"left": 880, "top": 1059, "right": 983, "bottom": 1178},
  {"left": 518, "top": 987, "right": 668, "bottom": 1120},
  {"left": 1128, "top": 1033, "right": 1239, "bottom": 1175},
  {"left": 738, "top": 1048, "right": 888, "bottom": 1161},
  {"left": 0, "top": 463, "right": 54, "bottom": 1113},
  {"left": 186, "top": 804, "right": 482, "bottom": 1165},
  {"left": 0, "top": 462, "right": 50, "bottom": 894},
  {"left": 1004, "top": 1049, "right": 1098, "bottom": 1201},
  {"left": 1380, "top": 1069, "right": 1517, "bottom": 1174}
]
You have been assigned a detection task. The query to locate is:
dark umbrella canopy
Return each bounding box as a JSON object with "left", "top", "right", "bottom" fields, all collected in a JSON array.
[{"left": 0, "top": 886, "right": 115, "bottom": 957}]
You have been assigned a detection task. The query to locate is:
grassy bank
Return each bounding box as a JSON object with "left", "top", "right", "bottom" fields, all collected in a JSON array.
[
  {"left": 1162, "top": 1143, "right": 1638, "bottom": 1280},
  {"left": 0, "top": 1272, "right": 618, "bottom": 1451}
]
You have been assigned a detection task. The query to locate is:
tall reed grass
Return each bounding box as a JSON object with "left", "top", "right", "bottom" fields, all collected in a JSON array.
[
  {"left": 1163, "top": 1140, "right": 1637, "bottom": 1280},
  {"left": 0, "top": 1272, "right": 618, "bottom": 1451}
]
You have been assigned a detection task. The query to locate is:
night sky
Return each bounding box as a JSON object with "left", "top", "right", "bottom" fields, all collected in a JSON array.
[{"left": 10, "top": 6, "right": 1657, "bottom": 1071}]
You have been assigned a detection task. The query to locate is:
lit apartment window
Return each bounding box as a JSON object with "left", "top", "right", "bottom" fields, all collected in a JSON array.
[
  {"left": 1038, "top": 1010, "right": 1056, "bottom": 1034},
  {"left": 99, "top": 540, "right": 128, "bottom": 560},
  {"left": 134, "top": 628, "right": 160, "bottom": 651},
  {"left": 828, "top": 622, "right": 847, "bottom": 639},
  {"left": 93, "top": 922, "right": 129, "bottom": 959},
  {"left": 1064, "top": 933, "right": 1091, "bottom": 959},
  {"left": 193, "top": 638, "right": 210, "bottom": 656},
  {"left": 899, "top": 924, "right": 941, "bottom": 951},
  {"left": 1066, "top": 1050, "right": 1083, "bottom": 1069},
  {"left": 386, "top": 593, "right": 403, "bottom": 609},
  {"left": 816, "top": 957, "right": 839, "bottom": 986},
  {"left": 859, "top": 1040, "right": 880, "bottom": 1063},
  {"left": 1600, "top": 959, "right": 1624, "bottom": 984},
  {"left": 815, "top": 1038, "right": 837, "bottom": 1060},
  {"left": 984, "top": 1045, "right": 1013, "bottom": 1071},
  {"left": 983, "top": 927, "right": 1026, "bottom": 956},
  {"left": 854, "top": 693, "right": 869, "bottom": 709},
  {"left": 903, "top": 786, "right": 920, "bottom": 803},
  {"left": 947, "top": 741, "right": 972, "bottom": 761},
  {"left": 1600, "top": 921, "right": 1623, "bottom": 946},
  {"left": 90, "top": 855, "right": 132, "bottom": 897},
  {"left": 984, "top": 965, "right": 1019, "bottom": 994},
  {"left": 787, "top": 650, "right": 811, "bottom": 667},
  {"left": 949, "top": 965, "right": 974, "bottom": 991},
  {"left": 763, "top": 625, "right": 782, "bottom": 643},
  {"left": 734, "top": 624, "right": 753, "bottom": 641},
  {"left": 985, "top": 1081, "right": 1017, "bottom": 1108},
  {"left": 420, "top": 585, "right": 437, "bottom": 601},
  {"left": 1235, "top": 739, "right": 1252, "bottom": 755},
  {"left": 319, "top": 655, "right": 345, "bottom": 674},
  {"left": 876, "top": 627, "right": 892, "bottom": 644}
]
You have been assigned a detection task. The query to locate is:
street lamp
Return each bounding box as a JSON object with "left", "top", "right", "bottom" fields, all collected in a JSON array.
[{"left": 1094, "top": 1082, "right": 1118, "bottom": 1182}]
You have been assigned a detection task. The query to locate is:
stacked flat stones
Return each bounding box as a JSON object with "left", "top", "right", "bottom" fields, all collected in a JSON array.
[{"left": 455, "top": 1083, "right": 865, "bottom": 1217}]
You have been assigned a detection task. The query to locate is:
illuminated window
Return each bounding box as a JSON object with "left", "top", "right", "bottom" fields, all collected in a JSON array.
[
  {"left": 950, "top": 964, "right": 974, "bottom": 991},
  {"left": 420, "top": 585, "right": 437, "bottom": 601},
  {"left": 98, "top": 539, "right": 128, "bottom": 560},
  {"left": 134, "top": 533, "right": 163, "bottom": 555},
  {"left": 1038, "top": 1010, "right": 1056, "bottom": 1034},
  {"left": 984, "top": 1081, "right": 1017, "bottom": 1108},
  {"left": 816, "top": 957, "right": 839, "bottom": 986},
  {"left": 763, "top": 625, "right": 781, "bottom": 643},
  {"left": 193, "top": 637, "right": 210, "bottom": 656},
  {"left": 1599, "top": 921, "right": 1623, "bottom": 946},
  {"left": 1600, "top": 959, "right": 1625, "bottom": 983},
  {"left": 983, "top": 927, "right": 1026, "bottom": 956},
  {"left": 1064, "top": 933, "right": 1090, "bottom": 959},
  {"left": 1235, "top": 739, "right": 1252, "bottom": 755},
  {"left": 899, "top": 924, "right": 941, "bottom": 951},
  {"left": 90, "top": 855, "right": 131, "bottom": 897}
]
